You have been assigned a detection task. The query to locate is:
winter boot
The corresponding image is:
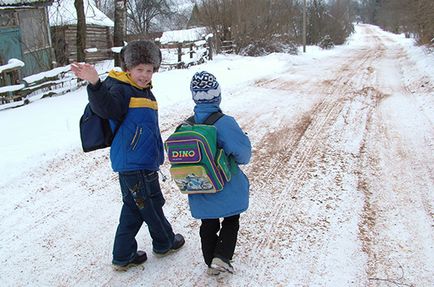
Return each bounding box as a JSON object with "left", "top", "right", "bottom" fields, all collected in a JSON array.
[
  {"left": 207, "top": 266, "right": 221, "bottom": 276},
  {"left": 153, "top": 233, "right": 185, "bottom": 257},
  {"left": 211, "top": 257, "right": 234, "bottom": 274},
  {"left": 112, "top": 250, "right": 147, "bottom": 271}
]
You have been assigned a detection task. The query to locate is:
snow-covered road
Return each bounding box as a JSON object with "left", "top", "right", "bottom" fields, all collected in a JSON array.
[
  {"left": 234, "top": 25, "right": 434, "bottom": 286},
  {"left": 1, "top": 25, "right": 433, "bottom": 286}
]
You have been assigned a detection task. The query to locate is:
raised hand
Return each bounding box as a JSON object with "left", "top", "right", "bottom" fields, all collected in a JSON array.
[{"left": 70, "top": 62, "right": 100, "bottom": 85}]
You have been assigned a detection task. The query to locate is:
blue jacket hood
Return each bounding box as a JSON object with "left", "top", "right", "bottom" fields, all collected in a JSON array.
[{"left": 193, "top": 103, "right": 221, "bottom": 123}]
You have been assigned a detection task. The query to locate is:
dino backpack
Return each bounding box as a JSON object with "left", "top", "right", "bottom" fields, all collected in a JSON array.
[{"left": 164, "top": 112, "right": 233, "bottom": 194}]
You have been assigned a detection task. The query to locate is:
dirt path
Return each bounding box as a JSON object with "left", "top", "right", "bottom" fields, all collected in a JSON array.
[
  {"left": 1, "top": 25, "right": 433, "bottom": 286},
  {"left": 221, "top": 25, "right": 433, "bottom": 286}
]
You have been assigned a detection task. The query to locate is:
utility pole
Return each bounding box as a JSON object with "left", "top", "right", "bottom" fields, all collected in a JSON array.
[{"left": 303, "top": 0, "right": 306, "bottom": 53}]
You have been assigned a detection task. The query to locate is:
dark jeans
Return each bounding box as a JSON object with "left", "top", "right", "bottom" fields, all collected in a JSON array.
[
  {"left": 199, "top": 214, "right": 240, "bottom": 266},
  {"left": 112, "top": 170, "right": 175, "bottom": 265}
]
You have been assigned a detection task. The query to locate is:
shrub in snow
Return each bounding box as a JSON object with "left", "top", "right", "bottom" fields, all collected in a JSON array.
[
  {"left": 239, "top": 36, "right": 298, "bottom": 56},
  {"left": 319, "top": 35, "right": 334, "bottom": 50}
]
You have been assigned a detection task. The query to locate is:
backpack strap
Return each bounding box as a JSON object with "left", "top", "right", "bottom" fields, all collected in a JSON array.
[
  {"left": 185, "top": 115, "right": 195, "bottom": 125},
  {"left": 204, "top": 112, "right": 224, "bottom": 125},
  {"left": 184, "top": 111, "right": 224, "bottom": 126}
]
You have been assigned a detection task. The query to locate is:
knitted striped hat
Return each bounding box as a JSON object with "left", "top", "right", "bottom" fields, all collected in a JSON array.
[{"left": 190, "top": 71, "right": 221, "bottom": 104}]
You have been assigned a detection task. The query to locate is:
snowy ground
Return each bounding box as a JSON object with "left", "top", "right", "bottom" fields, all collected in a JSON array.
[{"left": 0, "top": 24, "right": 433, "bottom": 287}]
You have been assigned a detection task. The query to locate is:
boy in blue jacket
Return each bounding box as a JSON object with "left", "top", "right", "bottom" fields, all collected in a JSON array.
[
  {"left": 71, "top": 40, "right": 184, "bottom": 271},
  {"left": 188, "top": 71, "right": 252, "bottom": 275}
]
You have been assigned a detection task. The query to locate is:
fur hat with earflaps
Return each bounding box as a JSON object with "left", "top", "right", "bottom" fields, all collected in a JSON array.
[
  {"left": 120, "top": 40, "right": 162, "bottom": 72},
  {"left": 190, "top": 71, "right": 221, "bottom": 104}
]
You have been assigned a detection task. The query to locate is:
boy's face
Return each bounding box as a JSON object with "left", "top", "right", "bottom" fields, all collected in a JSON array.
[{"left": 127, "top": 63, "right": 154, "bottom": 88}]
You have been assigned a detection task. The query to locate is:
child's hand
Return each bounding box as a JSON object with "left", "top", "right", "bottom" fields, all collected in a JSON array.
[{"left": 70, "top": 62, "right": 100, "bottom": 85}]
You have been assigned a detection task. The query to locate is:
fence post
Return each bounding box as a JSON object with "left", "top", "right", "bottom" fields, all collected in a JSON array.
[
  {"left": 207, "top": 37, "right": 213, "bottom": 60},
  {"left": 0, "top": 66, "right": 22, "bottom": 103},
  {"left": 177, "top": 43, "right": 182, "bottom": 63}
]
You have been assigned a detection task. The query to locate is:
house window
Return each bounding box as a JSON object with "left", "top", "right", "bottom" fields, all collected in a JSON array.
[{"left": 0, "top": 10, "right": 18, "bottom": 27}]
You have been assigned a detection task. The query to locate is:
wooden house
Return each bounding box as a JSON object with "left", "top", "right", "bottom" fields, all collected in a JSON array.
[
  {"left": 127, "top": 32, "right": 163, "bottom": 43},
  {"left": 0, "top": 0, "right": 54, "bottom": 78},
  {"left": 48, "top": 0, "right": 114, "bottom": 65}
]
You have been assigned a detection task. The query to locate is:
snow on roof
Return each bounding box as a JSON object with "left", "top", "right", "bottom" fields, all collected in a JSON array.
[
  {"left": 158, "top": 27, "right": 208, "bottom": 44},
  {"left": 0, "top": 83, "right": 25, "bottom": 94},
  {"left": 0, "top": 0, "right": 51, "bottom": 6},
  {"left": 48, "top": 0, "right": 113, "bottom": 27},
  {"left": 0, "top": 58, "right": 25, "bottom": 73}
]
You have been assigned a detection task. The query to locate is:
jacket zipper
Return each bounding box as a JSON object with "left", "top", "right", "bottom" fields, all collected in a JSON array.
[{"left": 130, "top": 127, "right": 142, "bottom": 150}]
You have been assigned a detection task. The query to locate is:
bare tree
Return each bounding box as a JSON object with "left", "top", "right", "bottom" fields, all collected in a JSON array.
[
  {"left": 114, "top": 0, "right": 127, "bottom": 67},
  {"left": 94, "top": 0, "right": 115, "bottom": 20},
  {"left": 413, "top": 0, "right": 434, "bottom": 44},
  {"left": 358, "top": 0, "right": 380, "bottom": 24},
  {"left": 327, "top": 0, "right": 354, "bottom": 44},
  {"left": 360, "top": 0, "right": 434, "bottom": 45},
  {"left": 74, "top": 0, "right": 86, "bottom": 62},
  {"left": 188, "top": 3, "right": 201, "bottom": 27},
  {"left": 194, "top": 0, "right": 300, "bottom": 54},
  {"left": 126, "top": 0, "right": 173, "bottom": 35},
  {"left": 307, "top": 0, "right": 328, "bottom": 45}
]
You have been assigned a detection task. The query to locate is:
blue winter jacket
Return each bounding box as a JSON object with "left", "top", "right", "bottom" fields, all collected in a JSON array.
[
  {"left": 187, "top": 103, "right": 252, "bottom": 219},
  {"left": 87, "top": 70, "right": 164, "bottom": 172}
]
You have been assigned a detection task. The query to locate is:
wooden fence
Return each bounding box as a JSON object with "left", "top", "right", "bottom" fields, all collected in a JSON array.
[
  {"left": 0, "top": 65, "right": 84, "bottom": 108},
  {"left": 0, "top": 39, "right": 213, "bottom": 109},
  {"left": 220, "top": 39, "right": 236, "bottom": 54},
  {"left": 158, "top": 36, "right": 213, "bottom": 70}
]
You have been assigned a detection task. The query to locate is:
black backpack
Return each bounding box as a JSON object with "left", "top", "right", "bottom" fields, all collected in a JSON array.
[{"left": 79, "top": 103, "right": 118, "bottom": 152}]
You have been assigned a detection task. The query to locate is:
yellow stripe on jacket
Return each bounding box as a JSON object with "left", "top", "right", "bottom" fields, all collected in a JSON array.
[{"left": 129, "top": 97, "right": 158, "bottom": 110}]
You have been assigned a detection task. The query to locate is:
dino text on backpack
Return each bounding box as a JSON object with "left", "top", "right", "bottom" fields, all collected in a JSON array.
[{"left": 164, "top": 112, "right": 232, "bottom": 194}]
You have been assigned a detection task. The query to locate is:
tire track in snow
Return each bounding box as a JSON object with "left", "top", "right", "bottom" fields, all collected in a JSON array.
[
  {"left": 238, "top": 45, "right": 384, "bottom": 284},
  {"left": 355, "top": 34, "right": 434, "bottom": 286}
]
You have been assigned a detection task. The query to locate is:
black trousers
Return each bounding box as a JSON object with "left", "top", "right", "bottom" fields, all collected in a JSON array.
[{"left": 199, "top": 214, "right": 240, "bottom": 266}]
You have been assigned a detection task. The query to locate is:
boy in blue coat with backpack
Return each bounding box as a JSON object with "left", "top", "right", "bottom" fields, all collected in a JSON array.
[
  {"left": 188, "top": 71, "right": 252, "bottom": 275},
  {"left": 71, "top": 40, "right": 184, "bottom": 271}
]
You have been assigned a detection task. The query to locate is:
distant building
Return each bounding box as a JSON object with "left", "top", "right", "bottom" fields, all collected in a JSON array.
[
  {"left": 0, "top": 0, "right": 54, "bottom": 77},
  {"left": 158, "top": 27, "right": 208, "bottom": 46},
  {"left": 126, "top": 32, "right": 163, "bottom": 43},
  {"left": 48, "top": 0, "right": 114, "bottom": 65}
]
